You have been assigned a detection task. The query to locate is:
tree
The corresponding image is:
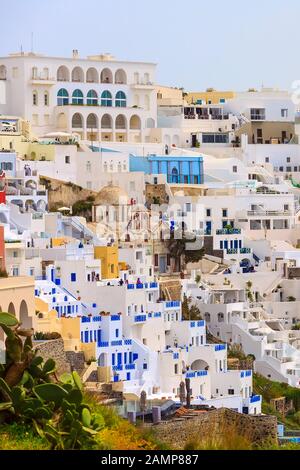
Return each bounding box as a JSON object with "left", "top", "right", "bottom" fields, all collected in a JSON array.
[
  {"left": 182, "top": 294, "right": 202, "bottom": 321},
  {"left": 167, "top": 230, "right": 205, "bottom": 271}
]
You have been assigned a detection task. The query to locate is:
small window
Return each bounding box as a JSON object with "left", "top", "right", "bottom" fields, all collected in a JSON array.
[
  {"left": 174, "top": 364, "right": 178, "bottom": 374},
  {"left": 265, "top": 157, "right": 269, "bottom": 163},
  {"left": 115, "top": 329, "right": 119, "bottom": 338},
  {"left": 65, "top": 155, "right": 70, "bottom": 164},
  {"left": 222, "top": 209, "right": 228, "bottom": 218},
  {"left": 233, "top": 166, "right": 237, "bottom": 173},
  {"left": 206, "top": 208, "right": 211, "bottom": 217},
  {"left": 33, "top": 91, "right": 38, "bottom": 106},
  {"left": 219, "top": 98, "right": 225, "bottom": 103},
  {"left": 44, "top": 92, "right": 49, "bottom": 106},
  {"left": 228, "top": 389, "right": 235, "bottom": 395},
  {"left": 281, "top": 109, "right": 288, "bottom": 118},
  {"left": 287, "top": 157, "right": 291, "bottom": 163},
  {"left": 143, "top": 363, "right": 148, "bottom": 370},
  {"left": 71, "top": 273, "right": 76, "bottom": 282}
]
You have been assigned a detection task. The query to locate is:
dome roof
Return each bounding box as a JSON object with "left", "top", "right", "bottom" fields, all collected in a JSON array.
[{"left": 94, "top": 184, "right": 128, "bottom": 206}]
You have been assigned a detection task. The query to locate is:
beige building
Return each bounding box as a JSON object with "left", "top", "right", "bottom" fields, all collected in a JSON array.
[{"left": 0, "top": 276, "right": 36, "bottom": 339}]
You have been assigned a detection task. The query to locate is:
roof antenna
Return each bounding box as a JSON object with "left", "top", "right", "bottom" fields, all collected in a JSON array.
[
  {"left": 31, "top": 32, "right": 34, "bottom": 53},
  {"left": 20, "top": 44, "right": 23, "bottom": 55}
]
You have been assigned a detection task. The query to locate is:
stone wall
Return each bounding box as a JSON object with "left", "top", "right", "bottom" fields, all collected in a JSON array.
[
  {"left": 145, "top": 184, "right": 169, "bottom": 205},
  {"left": 33, "top": 338, "right": 71, "bottom": 376},
  {"left": 40, "top": 176, "right": 97, "bottom": 211},
  {"left": 152, "top": 408, "right": 277, "bottom": 449}
]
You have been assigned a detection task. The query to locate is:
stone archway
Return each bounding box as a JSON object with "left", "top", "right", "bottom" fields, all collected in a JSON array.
[{"left": 19, "top": 300, "right": 32, "bottom": 328}]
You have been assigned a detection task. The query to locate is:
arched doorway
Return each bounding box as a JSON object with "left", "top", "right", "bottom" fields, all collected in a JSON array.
[
  {"left": 191, "top": 359, "right": 209, "bottom": 371},
  {"left": 19, "top": 300, "right": 32, "bottom": 328},
  {"left": 8, "top": 302, "right": 16, "bottom": 316},
  {"left": 171, "top": 167, "right": 179, "bottom": 183}
]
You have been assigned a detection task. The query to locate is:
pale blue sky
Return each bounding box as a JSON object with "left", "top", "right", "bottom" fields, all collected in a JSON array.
[{"left": 0, "top": 0, "right": 298, "bottom": 91}]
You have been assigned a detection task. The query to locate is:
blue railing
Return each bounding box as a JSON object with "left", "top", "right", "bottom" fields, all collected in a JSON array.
[
  {"left": 127, "top": 284, "right": 135, "bottom": 289},
  {"left": 197, "top": 320, "right": 205, "bottom": 327},
  {"left": 134, "top": 315, "right": 147, "bottom": 323},
  {"left": 136, "top": 283, "right": 144, "bottom": 289},
  {"left": 154, "top": 312, "right": 162, "bottom": 318},
  {"left": 112, "top": 365, "right": 123, "bottom": 371},
  {"left": 148, "top": 313, "right": 152, "bottom": 318},
  {"left": 241, "top": 370, "right": 252, "bottom": 378},
  {"left": 165, "top": 301, "right": 181, "bottom": 308},
  {"left": 150, "top": 282, "right": 158, "bottom": 288},
  {"left": 240, "top": 248, "right": 251, "bottom": 254},
  {"left": 81, "top": 317, "right": 91, "bottom": 323},
  {"left": 111, "top": 340, "right": 122, "bottom": 346},
  {"left": 173, "top": 353, "right": 179, "bottom": 359},
  {"left": 215, "top": 344, "right": 226, "bottom": 352},
  {"left": 216, "top": 228, "right": 241, "bottom": 235},
  {"left": 98, "top": 341, "right": 109, "bottom": 347},
  {"left": 124, "top": 339, "right": 132, "bottom": 345},
  {"left": 111, "top": 315, "right": 121, "bottom": 321},
  {"left": 250, "top": 395, "right": 261, "bottom": 403},
  {"left": 93, "top": 316, "right": 101, "bottom": 322},
  {"left": 186, "top": 370, "right": 208, "bottom": 379},
  {"left": 125, "top": 364, "right": 135, "bottom": 370}
]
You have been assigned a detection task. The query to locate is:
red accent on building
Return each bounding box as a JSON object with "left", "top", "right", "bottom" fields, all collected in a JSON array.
[
  {"left": 0, "top": 171, "right": 6, "bottom": 204},
  {"left": 0, "top": 225, "right": 5, "bottom": 271}
]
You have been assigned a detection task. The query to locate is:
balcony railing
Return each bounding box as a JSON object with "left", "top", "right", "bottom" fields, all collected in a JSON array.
[
  {"left": 250, "top": 114, "right": 265, "bottom": 121},
  {"left": 216, "top": 228, "right": 241, "bottom": 235},
  {"left": 186, "top": 370, "right": 208, "bottom": 379},
  {"left": 134, "top": 315, "right": 147, "bottom": 323},
  {"left": 226, "top": 248, "right": 251, "bottom": 255},
  {"left": 215, "top": 344, "right": 227, "bottom": 352},
  {"left": 165, "top": 301, "right": 181, "bottom": 309},
  {"left": 240, "top": 370, "right": 252, "bottom": 378},
  {"left": 247, "top": 210, "right": 292, "bottom": 217},
  {"left": 250, "top": 395, "right": 261, "bottom": 403}
]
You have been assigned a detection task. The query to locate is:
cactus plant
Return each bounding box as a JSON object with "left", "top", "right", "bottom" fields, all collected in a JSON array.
[{"left": 0, "top": 312, "right": 104, "bottom": 449}]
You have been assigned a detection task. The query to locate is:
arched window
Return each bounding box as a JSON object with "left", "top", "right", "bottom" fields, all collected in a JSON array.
[
  {"left": 86, "top": 67, "right": 98, "bottom": 83},
  {"left": 57, "top": 88, "right": 69, "bottom": 105},
  {"left": 100, "top": 68, "right": 113, "bottom": 84},
  {"left": 87, "top": 113, "right": 98, "bottom": 129},
  {"left": 101, "top": 114, "right": 112, "bottom": 129},
  {"left": 87, "top": 89, "right": 98, "bottom": 106},
  {"left": 115, "top": 114, "right": 126, "bottom": 129},
  {"left": 115, "top": 69, "right": 127, "bottom": 84},
  {"left": 57, "top": 65, "right": 70, "bottom": 82},
  {"left": 32, "top": 90, "right": 38, "bottom": 106},
  {"left": 101, "top": 90, "right": 112, "bottom": 107},
  {"left": 171, "top": 167, "right": 179, "bottom": 183},
  {"left": 72, "top": 66, "right": 84, "bottom": 82},
  {"left": 115, "top": 91, "right": 126, "bottom": 107},
  {"left": 72, "top": 89, "right": 84, "bottom": 105},
  {"left": 44, "top": 91, "right": 49, "bottom": 106},
  {"left": 72, "top": 113, "right": 83, "bottom": 128},
  {"left": 129, "top": 115, "right": 141, "bottom": 129},
  {"left": 43, "top": 67, "right": 49, "bottom": 79},
  {"left": 32, "top": 67, "right": 38, "bottom": 79}
]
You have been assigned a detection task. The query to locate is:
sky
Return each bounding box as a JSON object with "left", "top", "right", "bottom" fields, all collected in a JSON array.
[{"left": 0, "top": 0, "right": 299, "bottom": 92}]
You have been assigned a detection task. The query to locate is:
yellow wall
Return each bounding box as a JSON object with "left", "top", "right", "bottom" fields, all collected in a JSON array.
[
  {"left": 51, "top": 237, "right": 72, "bottom": 247},
  {"left": 186, "top": 90, "right": 235, "bottom": 105},
  {"left": 94, "top": 245, "right": 119, "bottom": 279}
]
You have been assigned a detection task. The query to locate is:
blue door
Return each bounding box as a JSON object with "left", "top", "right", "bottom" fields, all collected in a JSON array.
[
  {"left": 206, "top": 221, "right": 212, "bottom": 235},
  {"left": 117, "top": 353, "right": 122, "bottom": 365}
]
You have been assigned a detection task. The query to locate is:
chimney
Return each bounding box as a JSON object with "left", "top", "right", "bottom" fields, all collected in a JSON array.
[{"left": 72, "top": 49, "right": 79, "bottom": 58}]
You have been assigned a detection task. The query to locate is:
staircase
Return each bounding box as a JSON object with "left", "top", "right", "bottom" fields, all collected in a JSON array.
[{"left": 159, "top": 278, "right": 182, "bottom": 301}]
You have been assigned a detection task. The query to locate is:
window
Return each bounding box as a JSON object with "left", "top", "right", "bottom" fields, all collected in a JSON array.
[
  {"left": 206, "top": 208, "right": 211, "bottom": 217},
  {"left": 228, "top": 389, "right": 235, "bottom": 395},
  {"left": 72, "top": 89, "right": 84, "bottom": 105},
  {"left": 33, "top": 91, "right": 38, "bottom": 106},
  {"left": 220, "top": 98, "right": 225, "bottom": 103},
  {"left": 265, "top": 157, "right": 269, "bottom": 163},
  {"left": 287, "top": 157, "right": 291, "bottom": 163},
  {"left": 143, "top": 363, "right": 148, "bottom": 370},
  {"left": 202, "top": 133, "right": 229, "bottom": 143},
  {"left": 233, "top": 166, "right": 237, "bottom": 173},
  {"left": 71, "top": 273, "right": 76, "bottom": 282},
  {"left": 101, "top": 90, "right": 112, "bottom": 107},
  {"left": 174, "top": 364, "right": 178, "bottom": 374},
  {"left": 115, "top": 91, "right": 126, "bottom": 107},
  {"left": 281, "top": 108, "right": 288, "bottom": 118},
  {"left": 65, "top": 155, "right": 70, "bottom": 164},
  {"left": 87, "top": 89, "right": 98, "bottom": 106},
  {"left": 13, "top": 251, "right": 18, "bottom": 258},
  {"left": 284, "top": 204, "right": 289, "bottom": 211},
  {"left": 44, "top": 92, "right": 49, "bottom": 106},
  {"left": 186, "top": 203, "right": 191, "bottom": 212},
  {"left": 222, "top": 209, "right": 228, "bottom": 218},
  {"left": 154, "top": 254, "right": 158, "bottom": 266},
  {"left": 57, "top": 88, "right": 69, "bottom": 105},
  {"left": 257, "top": 129, "right": 262, "bottom": 137},
  {"left": 115, "top": 329, "right": 119, "bottom": 338},
  {"left": 86, "top": 161, "right": 91, "bottom": 172}
]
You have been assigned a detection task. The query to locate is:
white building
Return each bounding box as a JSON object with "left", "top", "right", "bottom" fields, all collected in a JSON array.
[{"left": 0, "top": 51, "right": 157, "bottom": 142}]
